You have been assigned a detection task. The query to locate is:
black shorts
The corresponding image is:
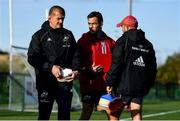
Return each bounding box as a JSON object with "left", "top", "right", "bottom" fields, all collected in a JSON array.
[
  {"left": 81, "top": 91, "right": 106, "bottom": 104},
  {"left": 120, "top": 95, "right": 143, "bottom": 105}
]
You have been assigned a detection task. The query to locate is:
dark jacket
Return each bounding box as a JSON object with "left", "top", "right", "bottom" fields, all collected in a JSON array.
[
  {"left": 106, "top": 29, "right": 157, "bottom": 97},
  {"left": 27, "top": 21, "right": 80, "bottom": 89}
]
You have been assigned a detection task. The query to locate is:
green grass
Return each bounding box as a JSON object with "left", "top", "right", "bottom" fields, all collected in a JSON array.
[{"left": 0, "top": 100, "right": 180, "bottom": 120}]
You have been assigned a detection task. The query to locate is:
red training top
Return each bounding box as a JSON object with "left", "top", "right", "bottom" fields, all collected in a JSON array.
[{"left": 78, "top": 31, "right": 115, "bottom": 93}]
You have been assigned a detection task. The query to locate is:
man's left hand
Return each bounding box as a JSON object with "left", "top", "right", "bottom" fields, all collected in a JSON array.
[{"left": 64, "top": 71, "right": 79, "bottom": 82}]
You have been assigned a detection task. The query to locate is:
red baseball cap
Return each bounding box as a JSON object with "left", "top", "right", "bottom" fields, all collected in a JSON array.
[{"left": 117, "top": 15, "right": 138, "bottom": 28}]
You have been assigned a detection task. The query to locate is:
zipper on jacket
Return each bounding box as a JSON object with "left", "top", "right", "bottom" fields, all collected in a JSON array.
[{"left": 101, "top": 41, "right": 107, "bottom": 54}]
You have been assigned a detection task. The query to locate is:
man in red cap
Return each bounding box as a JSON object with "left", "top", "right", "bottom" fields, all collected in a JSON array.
[
  {"left": 116, "top": 15, "right": 138, "bottom": 28},
  {"left": 106, "top": 15, "right": 157, "bottom": 121}
]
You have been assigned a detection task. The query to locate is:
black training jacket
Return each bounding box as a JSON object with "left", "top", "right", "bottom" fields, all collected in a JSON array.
[
  {"left": 106, "top": 29, "right": 157, "bottom": 97},
  {"left": 27, "top": 21, "right": 80, "bottom": 89}
]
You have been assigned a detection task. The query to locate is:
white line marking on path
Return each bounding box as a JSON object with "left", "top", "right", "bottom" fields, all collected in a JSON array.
[{"left": 121, "top": 109, "right": 180, "bottom": 120}]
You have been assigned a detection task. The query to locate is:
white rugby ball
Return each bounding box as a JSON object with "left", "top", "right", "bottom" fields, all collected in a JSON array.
[{"left": 61, "top": 68, "right": 73, "bottom": 77}]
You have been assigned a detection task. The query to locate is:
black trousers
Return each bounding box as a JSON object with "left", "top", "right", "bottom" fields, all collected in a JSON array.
[{"left": 37, "top": 84, "right": 73, "bottom": 120}]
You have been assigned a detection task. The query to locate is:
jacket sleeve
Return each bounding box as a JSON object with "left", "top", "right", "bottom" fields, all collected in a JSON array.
[
  {"left": 72, "top": 47, "right": 82, "bottom": 71},
  {"left": 106, "top": 38, "right": 125, "bottom": 86},
  {"left": 148, "top": 44, "right": 157, "bottom": 88},
  {"left": 70, "top": 32, "right": 82, "bottom": 71},
  {"left": 27, "top": 34, "right": 53, "bottom": 72}
]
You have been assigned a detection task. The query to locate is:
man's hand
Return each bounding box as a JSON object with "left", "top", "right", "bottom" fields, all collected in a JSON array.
[
  {"left": 51, "top": 65, "right": 61, "bottom": 78},
  {"left": 91, "top": 63, "right": 103, "bottom": 73},
  {"left": 106, "top": 86, "right": 113, "bottom": 94},
  {"left": 64, "top": 71, "right": 79, "bottom": 82}
]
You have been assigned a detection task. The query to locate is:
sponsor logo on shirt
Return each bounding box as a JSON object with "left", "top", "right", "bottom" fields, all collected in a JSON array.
[{"left": 133, "top": 56, "right": 145, "bottom": 67}]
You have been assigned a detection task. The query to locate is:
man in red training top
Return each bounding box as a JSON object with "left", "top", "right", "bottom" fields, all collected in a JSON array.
[{"left": 78, "top": 11, "right": 115, "bottom": 120}]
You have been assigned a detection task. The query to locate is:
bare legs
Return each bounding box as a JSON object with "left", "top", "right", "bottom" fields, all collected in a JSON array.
[{"left": 108, "top": 102, "right": 142, "bottom": 121}]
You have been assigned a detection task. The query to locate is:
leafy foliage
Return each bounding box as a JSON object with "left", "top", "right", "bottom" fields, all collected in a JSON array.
[
  {"left": 0, "top": 54, "right": 27, "bottom": 74},
  {"left": 0, "top": 54, "right": 9, "bottom": 72},
  {"left": 157, "top": 52, "right": 180, "bottom": 84}
]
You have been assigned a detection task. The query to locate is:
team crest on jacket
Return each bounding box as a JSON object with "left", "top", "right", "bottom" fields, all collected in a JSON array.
[
  {"left": 47, "top": 37, "right": 52, "bottom": 42},
  {"left": 62, "top": 35, "right": 71, "bottom": 47},
  {"left": 63, "top": 36, "right": 70, "bottom": 42}
]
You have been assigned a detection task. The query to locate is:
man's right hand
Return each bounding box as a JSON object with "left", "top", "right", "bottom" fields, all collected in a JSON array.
[
  {"left": 106, "top": 86, "right": 113, "bottom": 94},
  {"left": 91, "top": 63, "right": 103, "bottom": 73},
  {"left": 51, "top": 65, "right": 61, "bottom": 78}
]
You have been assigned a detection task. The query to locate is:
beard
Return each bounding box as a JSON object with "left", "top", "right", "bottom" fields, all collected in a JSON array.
[
  {"left": 89, "top": 28, "right": 102, "bottom": 35},
  {"left": 90, "top": 29, "right": 97, "bottom": 35}
]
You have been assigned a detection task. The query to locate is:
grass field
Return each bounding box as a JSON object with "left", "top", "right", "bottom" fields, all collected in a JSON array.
[{"left": 0, "top": 100, "right": 180, "bottom": 120}]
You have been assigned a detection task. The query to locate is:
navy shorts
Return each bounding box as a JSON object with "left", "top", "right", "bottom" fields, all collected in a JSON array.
[
  {"left": 81, "top": 91, "right": 106, "bottom": 104},
  {"left": 120, "top": 95, "right": 143, "bottom": 105}
]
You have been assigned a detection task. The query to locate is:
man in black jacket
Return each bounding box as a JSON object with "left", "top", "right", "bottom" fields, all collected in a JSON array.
[
  {"left": 27, "top": 5, "right": 80, "bottom": 120},
  {"left": 106, "top": 15, "right": 157, "bottom": 121}
]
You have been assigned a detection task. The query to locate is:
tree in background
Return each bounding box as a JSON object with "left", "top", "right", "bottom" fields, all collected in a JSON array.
[
  {"left": 0, "top": 51, "right": 9, "bottom": 72},
  {"left": 0, "top": 52, "right": 27, "bottom": 73},
  {"left": 157, "top": 53, "right": 180, "bottom": 84}
]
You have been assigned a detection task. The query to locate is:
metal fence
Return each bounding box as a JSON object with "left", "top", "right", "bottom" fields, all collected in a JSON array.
[
  {"left": 145, "top": 81, "right": 180, "bottom": 100},
  {"left": 1, "top": 73, "right": 180, "bottom": 111},
  {"left": 0, "top": 73, "right": 81, "bottom": 111}
]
